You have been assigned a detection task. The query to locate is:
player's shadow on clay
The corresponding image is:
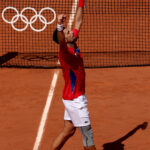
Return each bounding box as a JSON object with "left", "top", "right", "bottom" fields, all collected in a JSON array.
[{"left": 103, "top": 122, "right": 148, "bottom": 150}]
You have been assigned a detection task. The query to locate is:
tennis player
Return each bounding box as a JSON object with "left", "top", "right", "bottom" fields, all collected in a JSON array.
[{"left": 52, "top": 0, "right": 96, "bottom": 149}]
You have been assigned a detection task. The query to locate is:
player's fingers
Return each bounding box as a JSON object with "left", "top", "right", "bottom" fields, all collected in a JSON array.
[
  {"left": 62, "top": 15, "right": 66, "bottom": 19},
  {"left": 62, "top": 15, "right": 66, "bottom": 22},
  {"left": 57, "top": 14, "right": 66, "bottom": 23},
  {"left": 57, "top": 14, "right": 64, "bottom": 19}
]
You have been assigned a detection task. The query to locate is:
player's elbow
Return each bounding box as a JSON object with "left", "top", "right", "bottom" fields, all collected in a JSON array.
[{"left": 75, "top": 21, "right": 82, "bottom": 31}]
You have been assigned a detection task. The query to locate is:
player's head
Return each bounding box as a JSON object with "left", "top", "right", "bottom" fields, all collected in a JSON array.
[
  {"left": 53, "top": 28, "right": 78, "bottom": 44},
  {"left": 63, "top": 28, "right": 77, "bottom": 43}
]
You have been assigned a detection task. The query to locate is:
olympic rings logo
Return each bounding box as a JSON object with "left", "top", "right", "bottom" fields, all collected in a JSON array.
[{"left": 2, "top": 7, "right": 56, "bottom": 32}]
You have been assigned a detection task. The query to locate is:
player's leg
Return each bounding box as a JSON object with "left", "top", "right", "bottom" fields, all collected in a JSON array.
[
  {"left": 51, "top": 120, "right": 76, "bottom": 150},
  {"left": 79, "top": 125, "right": 96, "bottom": 150},
  {"left": 62, "top": 95, "right": 96, "bottom": 149},
  {"left": 72, "top": 95, "right": 96, "bottom": 149},
  {"left": 84, "top": 145, "right": 96, "bottom": 150}
]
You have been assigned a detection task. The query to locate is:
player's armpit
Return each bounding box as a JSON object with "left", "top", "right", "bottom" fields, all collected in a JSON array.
[{"left": 60, "top": 41, "right": 68, "bottom": 54}]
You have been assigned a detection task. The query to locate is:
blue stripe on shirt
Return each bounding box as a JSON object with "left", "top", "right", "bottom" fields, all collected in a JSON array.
[{"left": 70, "top": 69, "right": 76, "bottom": 92}]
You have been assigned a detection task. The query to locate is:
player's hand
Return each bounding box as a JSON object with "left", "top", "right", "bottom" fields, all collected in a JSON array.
[{"left": 57, "top": 14, "right": 66, "bottom": 24}]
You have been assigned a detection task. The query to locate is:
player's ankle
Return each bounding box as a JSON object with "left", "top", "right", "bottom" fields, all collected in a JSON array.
[{"left": 84, "top": 145, "right": 96, "bottom": 150}]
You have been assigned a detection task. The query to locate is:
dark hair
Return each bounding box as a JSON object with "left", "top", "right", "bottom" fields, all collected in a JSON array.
[{"left": 53, "top": 28, "right": 59, "bottom": 44}]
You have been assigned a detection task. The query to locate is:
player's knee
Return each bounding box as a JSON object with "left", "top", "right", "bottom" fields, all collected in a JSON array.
[
  {"left": 63, "top": 126, "right": 76, "bottom": 137},
  {"left": 69, "top": 127, "right": 76, "bottom": 136},
  {"left": 79, "top": 125, "right": 95, "bottom": 147}
]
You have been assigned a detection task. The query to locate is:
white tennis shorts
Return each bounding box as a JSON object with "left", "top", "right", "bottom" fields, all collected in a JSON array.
[{"left": 63, "top": 94, "right": 91, "bottom": 127}]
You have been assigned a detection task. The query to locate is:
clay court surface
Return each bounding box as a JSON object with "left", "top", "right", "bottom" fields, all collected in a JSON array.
[
  {"left": 0, "top": 1, "right": 150, "bottom": 149},
  {"left": 0, "top": 67, "right": 150, "bottom": 150}
]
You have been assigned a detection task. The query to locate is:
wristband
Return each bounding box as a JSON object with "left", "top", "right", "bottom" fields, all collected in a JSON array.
[
  {"left": 57, "top": 24, "right": 64, "bottom": 31},
  {"left": 73, "top": 29, "right": 79, "bottom": 39},
  {"left": 78, "top": 0, "right": 85, "bottom": 7}
]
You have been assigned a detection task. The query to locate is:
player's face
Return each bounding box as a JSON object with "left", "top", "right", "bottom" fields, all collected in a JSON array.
[{"left": 63, "top": 28, "right": 75, "bottom": 43}]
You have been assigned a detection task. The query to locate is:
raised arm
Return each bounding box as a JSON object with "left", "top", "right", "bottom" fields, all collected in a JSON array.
[
  {"left": 74, "top": 0, "right": 86, "bottom": 31},
  {"left": 57, "top": 14, "right": 68, "bottom": 51}
]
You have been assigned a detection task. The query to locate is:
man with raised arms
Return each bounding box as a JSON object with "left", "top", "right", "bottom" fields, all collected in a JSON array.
[{"left": 52, "top": 0, "right": 96, "bottom": 149}]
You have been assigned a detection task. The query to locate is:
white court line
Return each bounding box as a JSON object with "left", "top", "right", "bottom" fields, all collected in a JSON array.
[
  {"left": 32, "top": 1, "right": 78, "bottom": 150},
  {"left": 33, "top": 70, "right": 59, "bottom": 150}
]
